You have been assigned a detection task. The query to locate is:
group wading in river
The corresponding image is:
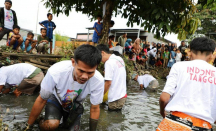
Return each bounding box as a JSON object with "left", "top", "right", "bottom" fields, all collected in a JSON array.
[{"left": 1, "top": 0, "right": 216, "bottom": 131}]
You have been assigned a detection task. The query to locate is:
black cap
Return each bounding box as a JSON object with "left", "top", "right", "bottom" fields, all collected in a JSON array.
[{"left": 5, "top": 0, "right": 12, "bottom": 5}]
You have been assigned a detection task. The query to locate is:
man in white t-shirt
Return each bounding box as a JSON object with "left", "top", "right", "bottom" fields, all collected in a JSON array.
[
  {"left": 0, "top": 0, "right": 18, "bottom": 40},
  {"left": 157, "top": 37, "right": 216, "bottom": 131},
  {"left": 26, "top": 45, "right": 104, "bottom": 131},
  {"left": 97, "top": 44, "right": 127, "bottom": 111},
  {"left": 132, "top": 72, "right": 159, "bottom": 91},
  {"left": 0, "top": 63, "right": 44, "bottom": 97}
]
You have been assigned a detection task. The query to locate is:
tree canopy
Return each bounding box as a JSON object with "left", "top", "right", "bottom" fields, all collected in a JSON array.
[
  {"left": 192, "top": 4, "right": 216, "bottom": 34},
  {"left": 44, "top": 0, "right": 213, "bottom": 41}
]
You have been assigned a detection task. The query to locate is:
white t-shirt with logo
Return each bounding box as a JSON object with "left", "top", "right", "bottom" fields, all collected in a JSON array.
[
  {"left": 104, "top": 54, "right": 127, "bottom": 102},
  {"left": 4, "top": 8, "right": 14, "bottom": 30},
  {"left": 40, "top": 60, "right": 104, "bottom": 111},
  {"left": 163, "top": 60, "right": 216, "bottom": 123},
  {"left": 0, "top": 63, "right": 36, "bottom": 86},
  {"left": 137, "top": 74, "right": 156, "bottom": 88}
]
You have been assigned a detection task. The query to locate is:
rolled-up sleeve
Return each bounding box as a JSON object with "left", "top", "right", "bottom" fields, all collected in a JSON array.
[
  {"left": 163, "top": 64, "right": 178, "bottom": 96},
  {"left": 40, "top": 71, "right": 56, "bottom": 100}
]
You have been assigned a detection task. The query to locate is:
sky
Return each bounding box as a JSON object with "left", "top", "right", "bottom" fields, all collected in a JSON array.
[{"left": 0, "top": 0, "right": 181, "bottom": 44}]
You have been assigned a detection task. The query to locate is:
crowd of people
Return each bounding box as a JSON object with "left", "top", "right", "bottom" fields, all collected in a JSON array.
[
  {"left": 111, "top": 33, "right": 189, "bottom": 69},
  {"left": 2, "top": 0, "right": 216, "bottom": 131},
  {"left": 0, "top": 0, "right": 56, "bottom": 54}
]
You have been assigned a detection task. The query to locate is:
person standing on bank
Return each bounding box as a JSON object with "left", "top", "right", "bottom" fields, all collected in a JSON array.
[
  {"left": 97, "top": 44, "right": 127, "bottom": 111},
  {"left": 25, "top": 45, "right": 104, "bottom": 131},
  {"left": 0, "top": 0, "right": 18, "bottom": 41},
  {"left": 39, "top": 13, "right": 56, "bottom": 54},
  {"left": 118, "top": 33, "right": 127, "bottom": 47}
]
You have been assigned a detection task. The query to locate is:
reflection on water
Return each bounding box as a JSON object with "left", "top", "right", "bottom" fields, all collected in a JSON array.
[{"left": 0, "top": 79, "right": 215, "bottom": 130}]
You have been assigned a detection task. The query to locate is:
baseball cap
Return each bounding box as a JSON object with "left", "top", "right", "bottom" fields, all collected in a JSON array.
[
  {"left": 5, "top": 0, "right": 12, "bottom": 5},
  {"left": 131, "top": 73, "right": 137, "bottom": 80}
]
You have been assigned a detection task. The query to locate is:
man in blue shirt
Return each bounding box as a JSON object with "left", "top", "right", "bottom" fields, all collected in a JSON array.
[{"left": 39, "top": 13, "right": 56, "bottom": 54}]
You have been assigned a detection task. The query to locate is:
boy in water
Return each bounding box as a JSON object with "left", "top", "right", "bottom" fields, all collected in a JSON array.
[
  {"left": 37, "top": 28, "right": 49, "bottom": 54},
  {"left": 21, "top": 32, "right": 37, "bottom": 53},
  {"left": 7, "top": 25, "right": 23, "bottom": 51},
  {"left": 157, "top": 37, "right": 216, "bottom": 131},
  {"left": 92, "top": 15, "right": 103, "bottom": 45},
  {"left": 39, "top": 13, "right": 56, "bottom": 54}
]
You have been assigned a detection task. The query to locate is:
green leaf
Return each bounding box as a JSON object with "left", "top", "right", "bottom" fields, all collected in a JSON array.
[
  {"left": 155, "top": 13, "right": 160, "bottom": 20},
  {"left": 159, "top": 22, "right": 164, "bottom": 30},
  {"left": 152, "top": 9, "right": 158, "bottom": 14},
  {"left": 166, "top": 24, "right": 171, "bottom": 31},
  {"left": 207, "top": 0, "right": 214, "bottom": 5}
]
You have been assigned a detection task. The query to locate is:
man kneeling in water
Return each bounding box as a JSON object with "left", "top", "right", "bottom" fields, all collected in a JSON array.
[
  {"left": 157, "top": 37, "right": 216, "bottom": 131},
  {"left": 0, "top": 63, "right": 44, "bottom": 97},
  {"left": 25, "top": 45, "right": 104, "bottom": 131},
  {"left": 132, "top": 72, "right": 159, "bottom": 91},
  {"left": 97, "top": 44, "right": 127, "bottom": 111}
]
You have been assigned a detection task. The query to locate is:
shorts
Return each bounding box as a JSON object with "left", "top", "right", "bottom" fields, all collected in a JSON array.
[
  {"left": 48, "top": 38, "right": 53, "bottom": 42},
  {"left": 92, "top": 35, "right": 100, "bottom": 43},
  {"left": 157, "top": 112, "right": 212, "bottom": 131},
  {"left": 108, "top": 98, "right": 126, "bottom": 111},
  {"left": 45, "top": 94, "right": 81, "bottom": 130},
  {"left": 21, "top": 41, "right": 32, "bottom": 52},
  {"left": 17, "top": 72, "right": 44, "bottom": 95},
  {"left": 7, "top": 39, "right": 19, "bottom": 50}
]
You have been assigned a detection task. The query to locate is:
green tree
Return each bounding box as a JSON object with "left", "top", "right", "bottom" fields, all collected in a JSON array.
[
  {"left": 192, "top": 4, "right": 216, "bottom": 34},
  {"left": 44, "top": 0, "right": 202, "bottom": 44}
]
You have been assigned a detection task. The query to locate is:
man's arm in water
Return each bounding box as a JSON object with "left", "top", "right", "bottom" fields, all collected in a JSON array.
[
  {"left": 90, "top": 104, "right": 100, "bottom": 131},
  {"left": 139, "top": 84, "right": 144, "bottom": 90},
  {"left": 159, "top": 92, "right": 171, "bottom": 118},
  {"left": 104, "top": 80, "right": 111, "bottom": 94},
  {"left": 27, "top": 95, "right": 47, "bottom": 125}
]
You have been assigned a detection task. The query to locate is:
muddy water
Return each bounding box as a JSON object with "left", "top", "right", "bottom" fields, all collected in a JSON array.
[{"left": 0, "top": 80, "right": 216, "bottom": 131}]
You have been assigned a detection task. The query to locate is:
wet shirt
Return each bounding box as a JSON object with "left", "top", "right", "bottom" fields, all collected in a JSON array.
[
  {"left": 39, "top": 20, "right": 56, "bottom": 39},
  {"left": 137, "top": 74, "right": 156, "bottom": 88},
  {"left": 0, "top": 63, "right": 36, "bottom": 86},
  {"left": 40, "top": 60, "right": 104, "bottom": 111},
  {"left": 104, "top": 54, "right": 127, "bottom": 102},
  {"left": 4, "top": 8, "right": 13, "bottom": 30},
  {"left": 163, "top": 60, "right": 216, "bottom": 124}
]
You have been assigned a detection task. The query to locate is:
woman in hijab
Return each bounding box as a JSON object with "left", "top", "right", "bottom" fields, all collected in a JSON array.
[{"left": 132, "top": 38, "right": 142, "bottom": 54}]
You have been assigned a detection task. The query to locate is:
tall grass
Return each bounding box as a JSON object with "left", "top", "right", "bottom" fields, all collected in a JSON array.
[{"left": 55, "top": 32, "right": 70, "bottom": 42}]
